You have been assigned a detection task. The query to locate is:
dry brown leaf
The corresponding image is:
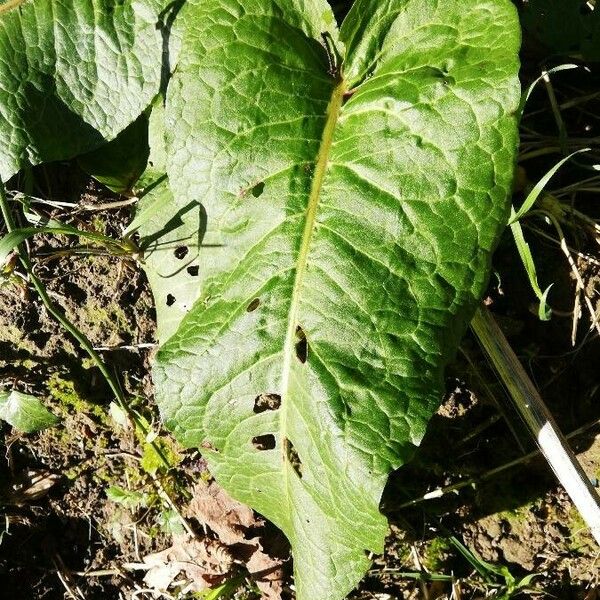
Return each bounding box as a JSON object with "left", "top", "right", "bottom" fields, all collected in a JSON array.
[
  {"left": 7, "top": 469, "right": 61, "bottom": 505},
  {"left": 186, "top": 480, "right": 257, "bottom": 544},
  {"left": 143, "top": 533, "right": 233, "bottom": 593},
  {"left": 184, "top": 480, "right": 287, "bottom": 599},
  {"left": 244, "top": 536, "right": 285, "bottom": 600}
]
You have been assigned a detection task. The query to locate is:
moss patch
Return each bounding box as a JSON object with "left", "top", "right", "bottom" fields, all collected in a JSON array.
[
  {"left": 47, "top": 372, "right": 106, "bottom": 422},
  {"left": 423, "top": 537, "right": 452, "bottom": 572}
]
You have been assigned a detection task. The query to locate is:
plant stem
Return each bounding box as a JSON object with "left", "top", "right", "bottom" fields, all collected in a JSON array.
[
  {"left": 471, "top": 305, "right": 600, "bottom": 545},
  {"left": 0, "top": 179, "right": 171, "bottom": 472},
  {"left": 0, "top": 182, "right": 124, "bottom": 400}
]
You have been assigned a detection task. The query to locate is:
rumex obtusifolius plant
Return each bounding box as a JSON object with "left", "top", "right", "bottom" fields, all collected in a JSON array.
[{"left": 0, "top": 1, "right": 521, "bottom": 598}]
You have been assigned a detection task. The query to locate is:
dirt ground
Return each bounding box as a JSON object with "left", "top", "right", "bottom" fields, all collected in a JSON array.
[{"left": 2, "top": 4, "right": 600, "bottom": 600}]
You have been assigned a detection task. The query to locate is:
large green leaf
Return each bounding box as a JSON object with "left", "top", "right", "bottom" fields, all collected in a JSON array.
[
  {"left": 0, "top": 0, "right": 182, "bottom": 181},
  {"left": 77, "top": 114, "right": 150, "bottom": 195},
  {"left": 153, "top": 1, "right": 520, "bottom": 598}
]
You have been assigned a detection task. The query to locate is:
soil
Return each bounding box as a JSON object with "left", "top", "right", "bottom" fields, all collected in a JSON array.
[{"left": 2, "top": 5, "right": 600, "bottom": 600}]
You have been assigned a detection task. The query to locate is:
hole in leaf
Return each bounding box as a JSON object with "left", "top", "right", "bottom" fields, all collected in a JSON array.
[
  {"left": 246, "top": 298, "right": 260, "bottom": 312},
  {"left": 174, "top": 246, "right": 189, "bottom": 260},
  {"left": 187, "top": 265, "right": 199, "bottom": 276},
  {"left": 295, "top": 325, "right": 307, "bottom": 363},
  {"left": 252, "top": 434, "right": 276, "bottom": 451},
  {"left": 253, "top": 393, "right": 281, "bottom": 414},
  {"left": 284, "top": 438, "right": 302, "bottom": 477},
  {"left": 166, "top": 294, "right": 176, "bottom": 306},
  {"left": 201, "top": 440, "right": 217, "bottom": 452},
  {"left": 251, "top": 182, "right": 265, "bottom": 197}
]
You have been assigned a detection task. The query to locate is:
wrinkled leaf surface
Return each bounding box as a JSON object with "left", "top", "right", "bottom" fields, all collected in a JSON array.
[
  {"left": 0, "top": 0, "right": 180, "bottom": 180},
  {"left": 151, "top": 1, "right": 521, "bottom": 598}
]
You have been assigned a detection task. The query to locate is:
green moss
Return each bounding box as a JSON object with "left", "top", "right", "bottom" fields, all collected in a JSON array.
[
  {"left": 499, "top": 504, "right": 533, "bottom": 527},
  {"left": 0, "top": 323, "right": 24, "bottom": 343},
  {"left": 64, "top": 465, "right": 84, "bottom": 480},
  {"left": 81, "top": 358, "right": 96, "bottom": 370},
  {"left": 89, "top": 214, "right": 108, "bottom": 236},
  {"left": 81, "top": 299, "right": 132, "bottom": 337},
  {"left": 495, "top": 496, "right": 550, "bottom": 540},
  {"left": 423, "top": 537, "right": 451, "bottom": 572},
  {"left": 0, "top": 323, "right": 39, "bottom": 354},
  {"left": 566, "top": 506, "right": 595, "bottom": 554},
  {"left": 47, "top": 372, "right": 106, "bottom": 421},
  {"left": 140, "top": 435, "right": 182, "bottom": 476}
]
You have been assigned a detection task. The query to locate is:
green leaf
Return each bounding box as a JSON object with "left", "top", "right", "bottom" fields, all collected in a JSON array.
[
  {"left": 152, "top": 1, "right": 521, "bottom": 598},
  {"left": 135, "top": 179, "right": 205, "bottom": 341},
  {"left": 196, "top": 575, "right": 246, "bottom": 600},
  {"left": 131, "top": 100, "right": 205, "bottom": 342},
  {"left": 0, "top": 218, "right": 127, "bottom": 268},
  {"left": 0, "top": 0, "right": 180, "bottom": 181},
  {"left": 510, "top": 149, "right": 589, "bottom": 223},
  {"left": 507, "top": 150, "right": 588, "bottom": 321},
  {"left": 106, "top": 485, "right": 149, "bottom": 510},
  {"left": 77, "top": 115, "right": 150, "bottom": 195},
  {"left": 0, "top": 390, "right": 59, "bottom": 432},
  {"left": 156, "top": 508, "right": 186, "bottom": 534}
]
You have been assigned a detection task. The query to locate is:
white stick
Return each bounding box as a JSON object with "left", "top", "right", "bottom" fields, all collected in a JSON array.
[{"left": 472, "top": 306, "right": 600, "bottom": 545}]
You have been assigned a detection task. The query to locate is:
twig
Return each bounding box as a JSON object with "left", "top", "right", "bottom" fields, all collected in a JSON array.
[
  {"left": 396, "top": 413, "right": 600, "bottom": 509},
  {"left": 77, "top": 198, "right": 138, "bottom": 212},
  {"left": 93, "top": 342, "right": 157, "bottom": 351},
  {"left": 471, "top": 305, "right": 600, "bottom": 545},
  {"left": 52, "top": 554, "right": 85, "bottom": 600},
  {"left": 528, "top": 208, "right": 600, "bottom": 338}
]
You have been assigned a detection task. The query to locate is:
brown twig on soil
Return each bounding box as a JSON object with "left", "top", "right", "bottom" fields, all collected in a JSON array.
[
  {"left": 529, "top": 208, "right": 600, "bottom": 341},
  {"left": 76, "top": 197, "right": 139, "bottom": 212},
  {"left": 52, "top": 554, "right": 85, "bottom": 600}
]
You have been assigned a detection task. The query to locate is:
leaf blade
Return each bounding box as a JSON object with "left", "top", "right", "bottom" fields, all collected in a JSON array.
[
  {"left": 153, "top": 1, "right": 521, "bottom": 598},
  {"left": 0, "top": 390, "right": 59, "bottom": 433}
]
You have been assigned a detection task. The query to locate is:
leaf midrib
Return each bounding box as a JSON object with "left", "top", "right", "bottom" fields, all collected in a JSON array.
[{"left": 279, "top": 75, "right": 347, "bottom": 495}]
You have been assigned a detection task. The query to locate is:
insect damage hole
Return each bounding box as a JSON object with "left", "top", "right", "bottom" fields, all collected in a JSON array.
[
  {"left": 166, "top": 293, "right": 176, "bottom": 306},
  {"left": 246, "top": 298, "right": 260, "bottom": 312},
  {"left": 187, "top": 265, "right": 199, "bottom": 276},
  {"left": 253, "top": 393, "right": 281, "bottom": 414},
  {"left": 174, "top": 246, "right": 189, "bottom": 260},
  {"left": 252, "top": 434, "right": 276, "bottom": 451},
  {"left": 284, "top": 438, "right": 302, "bottom": 478},
  {"left": 251, "top": 181, "right": 265, "bottom": 197},
  {"left": 295, "top": 325, "right": 307, "bottom": 363}
]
